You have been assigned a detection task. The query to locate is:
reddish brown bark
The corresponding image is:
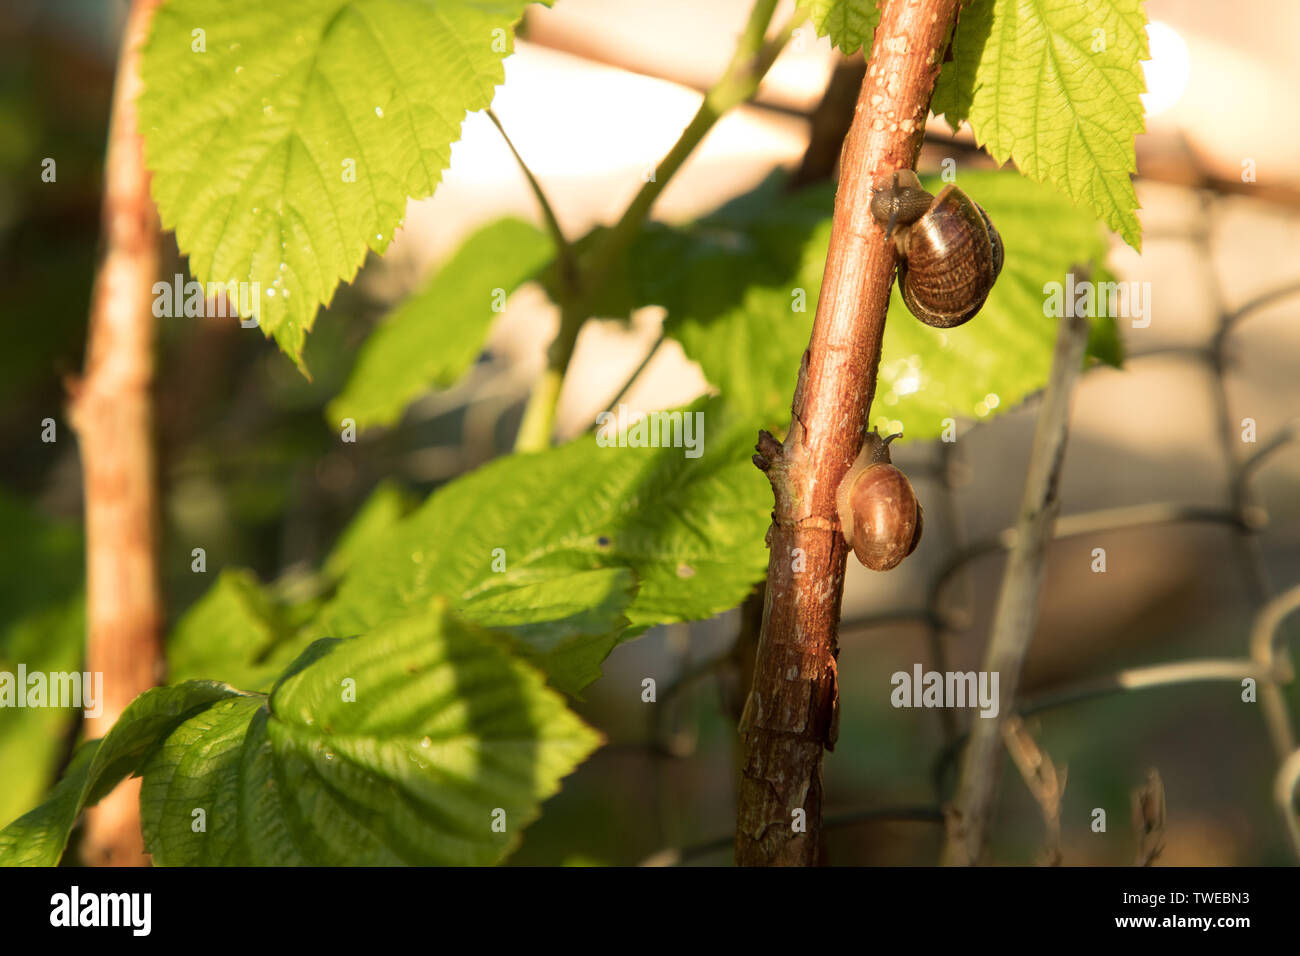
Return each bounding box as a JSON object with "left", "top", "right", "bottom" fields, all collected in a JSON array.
[
  {"left": 735, "top": 0, "right": 962, "bottom": 866},
  {"left": 67, "top": 0, "right": 165, "bottom": 866}
]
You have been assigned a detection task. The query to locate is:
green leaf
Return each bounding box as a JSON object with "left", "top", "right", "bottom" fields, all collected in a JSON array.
[
  {"left": 801, "top": 0, "right": 881, "bottom": 54},
  {"left": 0, "top": 494, "right": 84, "bottom": 829},
  {"left": 168, "top": 482, "right": 419, "bottom": 692},
  {"left": 322, "top": 479, "right": 417, "bottom": 579},
  {"left": 328, "top": 218, "right": 552, "bottom": 430},
  {"left": 627, "top": 174, "right": 1114, "bottom": 440},
  {"left": 0, "top": 682, "right": 247, "bottom": 865},
  {"left": 138, "top": 0, "right": 546, "bottom": 365},
  {"left": 652, "top": 183, "right": 834, "bottom": 426},
  {"left": 167, "top": 570, "right": 317, "bottom": 692},
  {"left": 316, "top": 397, "right": 771, "bottom": 690},
  {"left": 932, "top": 0, "right": 1148, "bottom": 249},
  {"left": 139, "top": 605, "right": 601, "bottom": 865},
  {"left": 460, "top": 567, "right": 637, "bottom": 695}
]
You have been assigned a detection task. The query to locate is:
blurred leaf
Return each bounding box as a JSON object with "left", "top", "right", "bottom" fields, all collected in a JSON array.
[
  {"left": 169, "top": 480, "right": 418, "bottom": 690},
  {"left": 140, "top": 605, "right": 601, "bottom": 865},
  {"left": 328, "top": 218, "right": 551, "bottom": 430},
  {"left": 166, "top": 570, "right": 315, "bottom": 692},
  {"left": 0, "top": 740, "right": 99, "bottom": 866},
  {"left": 0, "top": 494, "right": 84, "bottom": 828},
  {"left": 138, "top": 0, "right": 548, "bottom": 365},
  {"left": 932, "top": 0, "right": 1148, "bottom": 249},
  {"left": 322, "top": 479, "right": 416, "bottom": 579}
]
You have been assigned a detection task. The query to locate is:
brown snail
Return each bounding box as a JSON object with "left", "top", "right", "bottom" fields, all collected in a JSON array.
[
  {"left": 870, "top": 168, "right": 1003, "bottom": 328},
  {"left": 836, "top": 427, "right": 922, "bottom": 571}
]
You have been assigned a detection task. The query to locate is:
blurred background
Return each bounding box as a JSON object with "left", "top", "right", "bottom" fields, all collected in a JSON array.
[{"left": 2, "top": 0, "right": 1298, "bottom": 864}]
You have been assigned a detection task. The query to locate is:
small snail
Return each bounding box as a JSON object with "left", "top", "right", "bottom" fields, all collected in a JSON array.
[
  {"left": 870, "top": 168, "right": 1003, "bottom": 328},
  {"left": 836, "top": 428, "right": 922, "bottom": 571}
]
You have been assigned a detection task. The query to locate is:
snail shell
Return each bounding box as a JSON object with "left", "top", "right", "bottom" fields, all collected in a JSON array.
[
  {"left": 871, "top": 169, "right": 1003, "bottom": 329},
  {"left": 836, "top": 429, "right": 923, "bottom": 571}
]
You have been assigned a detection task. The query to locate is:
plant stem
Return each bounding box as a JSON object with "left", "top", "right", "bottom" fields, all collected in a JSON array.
[
  {"left": 487, "top": 108, "right": 578, "bottom": 294},
  {"left": 514, "top": 300, "right": 585, "bottom": 452},
  {"left": 67, "top": 0, "right": 165, "bottom": 867},
  {"left": 590, "top": 0, "right": 795, "bottom": 282},
  {"left": 603, "top": 332, "right": 665, "bottom": 414},
  {"left": 513, "top": 0, "right": 797, "bottom": 452},
  {"left": 735, "top": 0, "right": 963, "bottom": 867},
  {"left": 940, "top": 313, "right": 1091, "bottom": 866}
]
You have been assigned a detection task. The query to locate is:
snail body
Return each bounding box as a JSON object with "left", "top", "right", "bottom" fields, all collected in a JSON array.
[
  {"left": 836, "top": 428, "right": 923, "bottom": 571},
  {"left": 871, "top": 169, "right": 1003, "bottom": 328}
]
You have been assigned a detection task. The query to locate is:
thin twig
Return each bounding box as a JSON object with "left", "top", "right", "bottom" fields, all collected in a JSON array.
[
  {"left": 941, "top": 312, "right": 1091, "bottom": 865},
  {"left": 487, "top": 108, "right": 578, "bottom": 294},
  {"left": 1217, "top": 278, "right": 1300, "bottom": 343},
  {"left": 590, "top": 0, "right": 796, "bottom": 275},
  {"left": 603, "top": 332, "right": 666, "bottom": 415},
  {"left": 1132, "top": 769, "right": 1166, "bottom": 866},
  {"left": 1003, "top": 717, "right": 1067, "bottom": 865},
  {"left": 1240, "top": 417, "right": 1300, "bottom": 484}
]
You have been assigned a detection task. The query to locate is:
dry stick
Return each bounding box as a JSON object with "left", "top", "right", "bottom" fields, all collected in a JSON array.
[
  {"left": 66, "top": 0, "right": 164, "bottom": 866},
  {"left": 734, "top": 0, "right": 963, "bottom": 867},
  {"left": 940, "top": 312, "right": 1091, "bottom": 866},
  {"left": 1002, "top": 716, "right": 1067, "bottom": 865},
  {"left": 1132, "top": 768, "right": 1166, "bottom": 866}
]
